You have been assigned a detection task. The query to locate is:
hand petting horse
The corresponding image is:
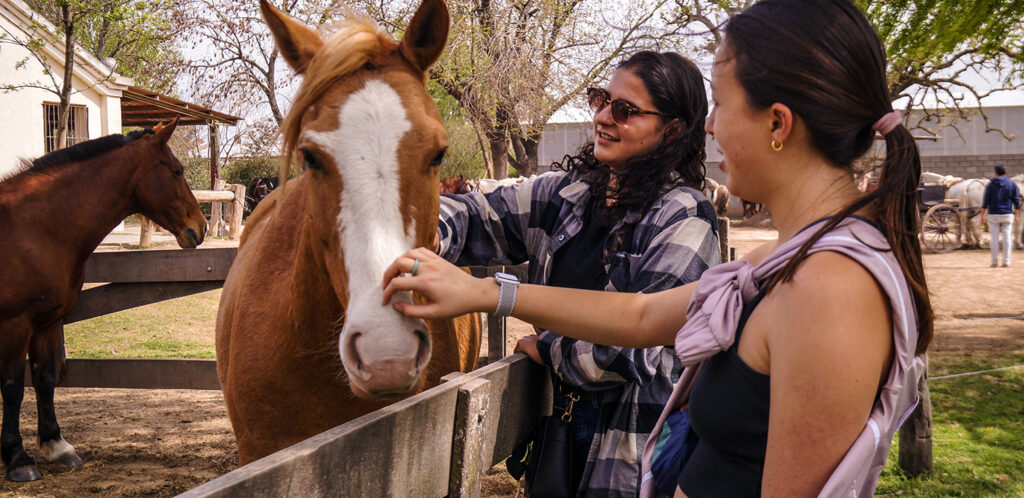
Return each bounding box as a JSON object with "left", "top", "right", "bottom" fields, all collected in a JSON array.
[
  {"left": 216, "top": 0, "right": 480, "bottom": 465},
  {"left": 0, "top": 119, "right": 206, "bottom": 482}
]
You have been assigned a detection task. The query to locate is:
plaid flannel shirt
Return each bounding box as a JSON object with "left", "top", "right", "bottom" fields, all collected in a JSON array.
[{"left": 438, "top": 169, "right": 720, "bottom": 498}]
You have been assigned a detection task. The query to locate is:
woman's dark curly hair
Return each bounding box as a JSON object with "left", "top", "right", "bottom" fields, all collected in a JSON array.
[{"left": 558, "top": 51, "right": 708, "bottom": 252}]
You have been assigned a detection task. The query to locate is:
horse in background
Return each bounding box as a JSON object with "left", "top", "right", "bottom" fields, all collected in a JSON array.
[
  {"left": 703, "top": 178, "right": 730, "bottom": 216},
  {"left": 741, "top": 199, "right": 762, "bottom": 218},
  {"left": 947, "top": 178, "right": 989, "bottom": 248},
  {"left": 244, "top": 176, "right": 279, "bottom": 215},
  {"left": 440, "top": 173, "right": 471, "bottom": 194},
  {"left": 0, "top": 120, "right": 205, "bottom": 481},
  {"left": 477, "top": 175, "right": 531, "bottom": 194},
  {"left": 216, "top": 0, "right": 480, "bottom": 465},
  {"left": 1010, "top": 174, "right": 1024, "bottom": 249}
]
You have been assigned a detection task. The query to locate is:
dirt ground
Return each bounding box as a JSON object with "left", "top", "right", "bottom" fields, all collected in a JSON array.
[{"left": 3, "top": 226, "right": 1021, "bottom": 497}]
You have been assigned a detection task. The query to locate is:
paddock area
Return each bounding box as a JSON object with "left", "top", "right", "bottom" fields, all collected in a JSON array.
[{"left": 0, "top": 226, "right": 1020, "bottom": 497}]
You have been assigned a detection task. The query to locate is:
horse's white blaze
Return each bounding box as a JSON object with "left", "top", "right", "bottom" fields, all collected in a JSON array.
[{"left": 307, "top": 79, "right": 425, "bottom": 380}]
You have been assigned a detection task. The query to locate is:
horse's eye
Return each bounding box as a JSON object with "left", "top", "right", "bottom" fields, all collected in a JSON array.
[
  {"left": 174, "top": 168, "right": 184, "bottom": 177},
  {"left": 302, "top": 149, "right": 324, "bottom": 171},
  {"left": 430, "top": 147, "right": 447, "bottom": 168}
]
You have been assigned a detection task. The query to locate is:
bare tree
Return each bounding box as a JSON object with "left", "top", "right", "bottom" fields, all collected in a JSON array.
[
  {"left": 439, "top": 0, "right": 689, "bottom": 178},
  {"left": 180, "top": 0, "right": 337, "bottom": 127},
  {"left": 357, "top": 0, "right": 686, "bottom": 179}
]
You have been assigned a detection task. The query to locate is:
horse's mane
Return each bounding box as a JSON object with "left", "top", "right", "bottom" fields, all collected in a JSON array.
[
  {"left": 3, "top": 129, "right": 153, "bottom": 183},
  {"left": 279, "top": 16, "right": 399, "bottom": 185}
]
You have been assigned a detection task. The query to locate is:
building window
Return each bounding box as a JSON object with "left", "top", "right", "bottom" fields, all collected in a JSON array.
[{"left": 43, "top": 103, "right": 89, "bottom": 152}]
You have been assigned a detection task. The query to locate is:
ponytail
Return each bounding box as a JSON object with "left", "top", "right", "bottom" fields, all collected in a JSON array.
[
  {"left": 726, "top": 0, "right": 934, "bottom": 356},
  {"left": 765, "top": 121, "right": 933, "bottom": 355}
]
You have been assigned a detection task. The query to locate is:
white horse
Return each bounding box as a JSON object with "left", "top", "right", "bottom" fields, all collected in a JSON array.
[
  {"left": 477, "top": 175, "right": 533, "bottom": 194},
  {"left": 920, "top": 171, "right": 963, "bottom": 189},
  {"left": 947, "top": 178, "right": 988, "bottom": 248},
  {"left": 1011, "top": 174, "right": 1024, "bottom": 249}
]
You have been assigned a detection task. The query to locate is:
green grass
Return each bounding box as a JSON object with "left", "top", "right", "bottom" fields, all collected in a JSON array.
[
  {"left": 875, "top": 354, "right": 1024, "bottom": 497},
  {"left": 63, "top": 289, "right": 220, "bottom": 359}
]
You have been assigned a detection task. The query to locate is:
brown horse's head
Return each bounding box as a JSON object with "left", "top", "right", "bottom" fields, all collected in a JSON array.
[
  {"left": 130, "top": 119, "right": 207, "bottom": 248},
  {"left": 263, "top": 0, "right": 449, "bottom": 397}
]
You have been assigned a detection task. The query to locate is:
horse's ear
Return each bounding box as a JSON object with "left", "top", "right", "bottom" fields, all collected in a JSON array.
[
  {"left": 153, "top": 117, "right": 179, "bottom": 142},
  {"left": 260, "top": 0, "right": 324, "bottom": 74},
  {"left": 399, "top": 0, "right": 449, "bottom": 73}
]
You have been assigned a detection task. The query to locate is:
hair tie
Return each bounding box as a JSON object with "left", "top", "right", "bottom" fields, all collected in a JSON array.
[{"left": 873, "top": 110, "right": 902, "bottom": 135}]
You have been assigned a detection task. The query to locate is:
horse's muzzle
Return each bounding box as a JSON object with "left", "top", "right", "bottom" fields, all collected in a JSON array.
[{"left": 341, "top": 328, "right": 431, "bottom": 398}]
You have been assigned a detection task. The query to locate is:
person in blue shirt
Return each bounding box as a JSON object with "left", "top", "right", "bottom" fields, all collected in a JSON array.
[{"left": 981, "top": 165, "right": 1022, "bottom": 267}]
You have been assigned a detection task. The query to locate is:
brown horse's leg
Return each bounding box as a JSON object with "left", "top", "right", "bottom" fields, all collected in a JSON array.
[
  {"left": 29, "top": 322, "right": 81, "bottom": 468},
  {"left": 0, "top": 320, "right": 39, "bottom": 481}
]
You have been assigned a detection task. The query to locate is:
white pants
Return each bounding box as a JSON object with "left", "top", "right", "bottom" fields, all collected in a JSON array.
[{"left": 989, "top": 213, "right": 1014, "bottom": 265}]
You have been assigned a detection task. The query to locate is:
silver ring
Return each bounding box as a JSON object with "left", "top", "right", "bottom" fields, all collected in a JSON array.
[{"left": 411, "top": 259, "right": 420, "bottom": 276}]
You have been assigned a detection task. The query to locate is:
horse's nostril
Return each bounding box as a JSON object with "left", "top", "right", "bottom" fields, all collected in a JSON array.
[
  {"left": 344, "top": 332, "right": 371, "bottom": 380},
  {"left": 414, "top": 328, "right": 431, "bottom": 371}
]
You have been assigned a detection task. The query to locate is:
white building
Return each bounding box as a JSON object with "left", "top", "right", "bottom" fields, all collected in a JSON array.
[{"left": 0, "top": 0, "right": 133, "bottom": 177}]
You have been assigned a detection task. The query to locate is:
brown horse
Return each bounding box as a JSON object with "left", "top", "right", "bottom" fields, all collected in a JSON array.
[
  {"left": 440, "top": 174, "right": 471, "bottom": 194},
  {"left": 0, "top": 120, "right": 206, "bottom": 482},
  {"left": 216, "top": 0, "right": 480, "bottom": 465},
  {"left": 741, "top": 199, "right": 762, "bottom": 218}
]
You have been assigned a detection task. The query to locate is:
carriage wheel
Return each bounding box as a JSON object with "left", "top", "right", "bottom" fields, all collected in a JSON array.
[{"left": 921, "top": 204, "right": 962, "bottom": 254}]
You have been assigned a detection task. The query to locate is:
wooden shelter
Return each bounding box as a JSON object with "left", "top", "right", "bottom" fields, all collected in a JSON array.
[{"left": 121, "top": 86, "right": 241, "bottom": 187}]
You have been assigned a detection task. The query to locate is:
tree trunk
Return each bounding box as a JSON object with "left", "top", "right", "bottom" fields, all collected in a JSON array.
[
  {"left": 487, "top": 129, "right": 509, "bottom": 180},
  {"left": 55, "top": 5, "right": 75, "bottom": 150},
  {"left": 510, "top": 129, "right": 541, "bottom": 177}
]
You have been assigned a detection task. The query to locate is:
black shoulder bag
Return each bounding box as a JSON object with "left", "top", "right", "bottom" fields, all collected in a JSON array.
[{"left": 506, "top": 385, "right": 581, "bottom": 498}]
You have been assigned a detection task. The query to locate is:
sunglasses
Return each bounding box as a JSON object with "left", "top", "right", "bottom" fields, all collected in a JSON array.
[{"left": 587, "top": 87, "right": 670, "bottom": 125}]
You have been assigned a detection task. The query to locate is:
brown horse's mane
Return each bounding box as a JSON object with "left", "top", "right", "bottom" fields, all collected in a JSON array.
[
  {"left": 278, "top": 15, "right": 400, "bottom": 185},
  {"left": 3, "top": 129, "right": 154, "bottom": 184}
]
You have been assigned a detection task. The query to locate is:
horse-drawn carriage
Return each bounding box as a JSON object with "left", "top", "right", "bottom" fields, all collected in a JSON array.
[{"left": 918, "top": 180, "right": 964, "bottom": 253}]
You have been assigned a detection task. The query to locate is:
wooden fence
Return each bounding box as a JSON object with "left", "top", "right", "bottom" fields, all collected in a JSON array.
[
  {"left": 139, "top": 182, "right": 246, "bottom": 246},
  {"left": 179, "top": 355, "right": 549, "bottom": 497},
  {"left": 52, "top": 223, "right": 933, "bottom": 494},
  {"left": 49, "top": 248, "right": 516, "bottom": 389}
]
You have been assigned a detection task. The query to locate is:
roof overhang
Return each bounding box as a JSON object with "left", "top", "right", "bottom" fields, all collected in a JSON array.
[{"left": 121, "top": 86, "right": 241, "bottom": 127}]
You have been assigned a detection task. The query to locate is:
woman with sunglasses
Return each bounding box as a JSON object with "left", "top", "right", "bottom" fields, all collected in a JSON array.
[
  {"left": 432, "top": 51, "right": 719, "bottom": 496},
  {"left": 389, "top": 0, "right": 932, "bottom": 495}
]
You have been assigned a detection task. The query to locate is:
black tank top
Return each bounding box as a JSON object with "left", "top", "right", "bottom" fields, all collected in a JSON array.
[{"left": 677, "top": 288, "right": 771, "bottom": 497}]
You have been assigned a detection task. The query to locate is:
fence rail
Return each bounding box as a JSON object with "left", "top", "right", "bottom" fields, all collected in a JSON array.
[
  {"left": 178, "top": 354, "right": 550, "bottom": 497},
  {"left": 57, "top": 220, "right": 932, "bottom": 493}
]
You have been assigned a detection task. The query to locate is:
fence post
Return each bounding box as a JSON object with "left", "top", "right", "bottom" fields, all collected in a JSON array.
[
  {"left": 210, "top": 178, "right": 226, "bottom": 237},
  {"left": 449, "top": 378, "right": 493, "bottom": 498},
  {"left": 227, "top": 184, "right": 245, "bottom": 240},
  {"left": 486, "top": 267, "right": 506, "bottom": 363},
  {"left": 717, "top": 216, "right": 730, "bottom": 262},
  {"left": 899, "top": 355, "right": 932, "bottom": 476},
  {"left": 138, "top": 215, "right": 155, "bottom": 247}
]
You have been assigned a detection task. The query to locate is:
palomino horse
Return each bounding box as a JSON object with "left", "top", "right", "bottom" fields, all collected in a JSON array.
[
  {"left": 216, "top": 0, "right": 480, "bottom": 465},
  {"left": 703, "top": 178, "right": 730, "bottom": 216},
  {"left": 0, "top": 120, "right": 206, "bottom": 481}
]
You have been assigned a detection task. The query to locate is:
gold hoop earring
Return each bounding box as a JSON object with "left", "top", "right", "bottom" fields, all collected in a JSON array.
[{"left": 771, "top": 140, "right": 783, "bottom": 152}]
